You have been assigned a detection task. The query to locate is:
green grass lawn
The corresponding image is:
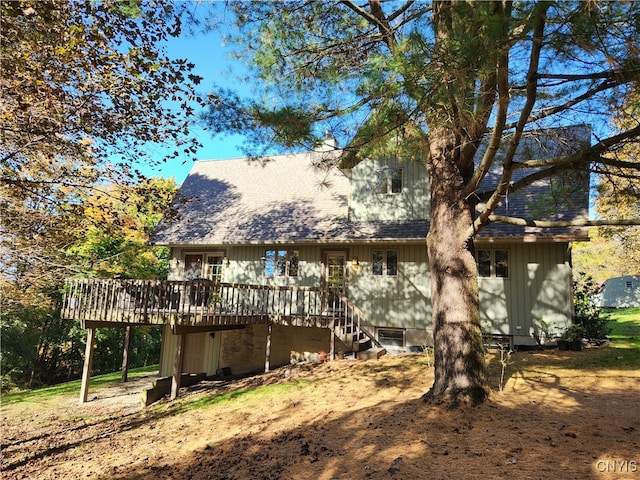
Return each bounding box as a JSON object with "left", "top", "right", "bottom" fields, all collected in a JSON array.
[
  {"left": 604, "top": 307, "right": 640, "bottom": 348},
  {"left": 2, "top": 364, "right": 159, "bottom": 406},
  {"left": 582, "top": 307, "right": 640, "bottom": 369}
]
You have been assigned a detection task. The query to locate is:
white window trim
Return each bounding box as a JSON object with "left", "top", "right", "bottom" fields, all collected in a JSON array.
[
  {"left": 184, "top": 251, "right": 226, "bottom": 281},
  {"left": 263, "top": 249, "right": 299, "bottom": 278}
]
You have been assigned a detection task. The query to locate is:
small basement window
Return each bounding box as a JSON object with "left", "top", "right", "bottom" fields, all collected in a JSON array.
[{"left": 378, "top": 328, "right": 404, "bottom": 347}]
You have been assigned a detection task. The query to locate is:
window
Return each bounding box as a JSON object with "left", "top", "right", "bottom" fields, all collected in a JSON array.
[
  {"left": 626, "top": 280, "right": 633, "bottom": 289},
  {"left": 376, "top": 168, "right": 402, "bottom": 194},
  {"left": 184, "top": 252, "right": 225, "bottom": 281},
  {"left": 204, "top": 254, "right": 224, "bottom": 282},
  {"left": 264, "top": 250, "right": 299, "bottom": 278},
  {"left": 372, "top": 250, "right": 398, "bottom": 276},
  {"left": 378, "top": 328, "right": 404, "bottom": 347},
  {"left": 477, "top": 249, "right": 509, "bottom": 278},
  {"left": 184, "top": 254, "right": 203, "bottom": 280}
]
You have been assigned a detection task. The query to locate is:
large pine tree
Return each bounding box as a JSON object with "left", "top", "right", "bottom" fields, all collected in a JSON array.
[{"left": 203, "top": 1, "right": 640, "bottom": 405}]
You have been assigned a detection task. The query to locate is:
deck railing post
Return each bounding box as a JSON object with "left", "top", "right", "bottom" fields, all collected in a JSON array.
[{"left": 121, "top": 325, "right": 131, "bottom": 383}]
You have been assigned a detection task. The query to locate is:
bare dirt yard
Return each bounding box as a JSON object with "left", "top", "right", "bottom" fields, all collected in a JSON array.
[{"left": 2, "top": 348, "right": 639, "bottom": 480}]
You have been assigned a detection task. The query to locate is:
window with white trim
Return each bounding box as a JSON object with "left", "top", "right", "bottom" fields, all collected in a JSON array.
[
  {"left": 372, "top": 250, "right": 398, "bottom": 276},
  {"left": 477, "top": 249, "right": 509, "bottom": 278},
  {"left": 204, "top": 254, "right": 224, "bottom": 282},
  {"left": 263, "top": 250, "right": 299, "bottom": 278},
  {"left": 376, "top": 168, "right": 403, "bottom": 194}
]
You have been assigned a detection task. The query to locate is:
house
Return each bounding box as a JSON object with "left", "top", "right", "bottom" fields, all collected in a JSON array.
[
  {"left": 147, "top": 125, "right": 591, "bottom": 378},
  {"left": 597, "top": 276, "right": 640, "bottom": 308}
]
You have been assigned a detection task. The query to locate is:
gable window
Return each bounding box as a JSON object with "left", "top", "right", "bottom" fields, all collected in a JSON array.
[
  {"left": 376, "top": 168, "right": 403, "bottom": 194},
  {"left": 372, "top": 250, "right": 398, "bottom": 276},
  {"left": 477, "top": 249, "right": 509, "bottom": 278},
  {"left": 264, "top": 250, "right": 299, "bottom": 278}
]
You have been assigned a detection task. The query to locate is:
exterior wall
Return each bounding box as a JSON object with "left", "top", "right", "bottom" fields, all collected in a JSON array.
[
  {"left": 478, "top": 242, "right": 573, "bottom": 345},
  {"left": 159, "top": 324, "right": 222, "bottom": 377},
  {"left": 169, "top": 245, "right": 321, "bottom": 287},
  {"left": 348, "top": 157, "right": 430, "bottom": 222},
  {"left": 160, "top": 323, "right": 330, "bottom": 378},
  {"left": 600, "top": 276, "right": 640, "bottom": 308},
  {"left": 165, "top": 241, "right": 572, "bottom": 358},
  {"left": 347, "top": 243, "right": 431, "bottom": 331},
  {"left": 217, "top": 324, "right": 330, "bottom": 375}
]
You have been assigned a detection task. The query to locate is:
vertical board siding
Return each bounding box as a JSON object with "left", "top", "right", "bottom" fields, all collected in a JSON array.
[
  {"left": 349, "top": 157, "right": 430, "bottom": 222},
  {"left": 168, "top": 241, "right": 570, "bottom": 346},
  {"left": 202, "top": 330, "right": 221, "bottom": 376},
  {"left": 226, "top": 245, "right": 320, "bottom": 287},
  {"left": 160, "top": 324, "right": 178, "bottom": 377},
  {"left": 349, "top": 244, "right": 430, "bottom": 330},
  {"left": 479, "top": 242, "right": 572, "bottom": 340}
]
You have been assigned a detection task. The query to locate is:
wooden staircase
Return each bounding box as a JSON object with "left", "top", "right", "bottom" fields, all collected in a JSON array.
[{"left": 332, "top": 293, "right": 386, "bottom": 359}]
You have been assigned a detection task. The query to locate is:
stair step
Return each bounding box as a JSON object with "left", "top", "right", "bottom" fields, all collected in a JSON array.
[{"left": 357, "top": 347, "right": 386, "bottom": 360}]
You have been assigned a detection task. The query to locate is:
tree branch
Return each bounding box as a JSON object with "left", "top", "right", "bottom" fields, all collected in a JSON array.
[
  {"left": 471, "top": 2, "right": 549, "bottom": 235},
  {"left": 464, "top": 2, "right": 511, "bottom": 197},
  {"left": 536, "top": 67, "right": 640, "bottom": 83},
  {"left": 514, "top": 123, "right": 640, "bottom": 169},
  {"left": 488, "top": 215, "right": 640, "bottom": 228}
]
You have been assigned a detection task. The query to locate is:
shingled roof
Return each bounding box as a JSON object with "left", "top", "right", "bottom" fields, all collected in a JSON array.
[
  {"left": 152, "top": 151, "right": 429, "bottom": 246},
  {"left": 476, "top": 125, "right": 591, "bottom": 241},
  {"left": 151, "top": 126, "right": 590, "bottom": 246}
]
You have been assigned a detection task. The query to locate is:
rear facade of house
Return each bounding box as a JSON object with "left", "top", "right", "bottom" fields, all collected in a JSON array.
[{"left": 151, "top": 126, "right": 591, "bottom": 378}]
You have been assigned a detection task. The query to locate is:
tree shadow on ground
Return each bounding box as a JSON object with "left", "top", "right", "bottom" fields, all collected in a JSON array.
[
  {"left": 4, "top": 354, "right": 639, "bottom": 480},
  {"left": 92, "top": 354, "right": 638, "bottom": 480}
]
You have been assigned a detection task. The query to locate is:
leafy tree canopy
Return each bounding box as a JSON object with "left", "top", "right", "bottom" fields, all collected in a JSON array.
[
  {"left": 203, "top": 0, "right": 640, "bottom": 405},
  {"left": 1, "top": 0, "right": 204, "bottom": 192}
]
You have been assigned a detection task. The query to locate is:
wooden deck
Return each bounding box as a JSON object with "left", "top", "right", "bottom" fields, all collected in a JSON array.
[
  {"left": 63, "top": 278, "right": 380, "bottom": 405},
  {"left": 62, "top": 279, "right": 362, "bottom": 331}
]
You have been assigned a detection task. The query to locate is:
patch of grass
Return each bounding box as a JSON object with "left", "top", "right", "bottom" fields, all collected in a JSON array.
[
  {"left": 2, "top": 365, "right": 159, "bottom": 406},
  {"left": 488, "top": 308, "right": 640, "bottom": 377},
  {"left": 604, "top": 307, "right": 640, "bottom": 348},
  {"left": 158, "top": 379, "right": 315, "bottom": 415}
]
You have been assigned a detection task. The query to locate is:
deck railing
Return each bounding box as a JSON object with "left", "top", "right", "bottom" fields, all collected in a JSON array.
[{"left": 61, "top": 279, "right": 364, "bottom": 335}]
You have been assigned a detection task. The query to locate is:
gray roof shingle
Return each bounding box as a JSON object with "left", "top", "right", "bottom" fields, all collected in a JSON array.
[{"left": 152, "top": 126, "right": 590, "bottom": 246}]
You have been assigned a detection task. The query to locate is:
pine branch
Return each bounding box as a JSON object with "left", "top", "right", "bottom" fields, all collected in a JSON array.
[{"left": 488, "top": 215, "right": 640, "bottom": 228}]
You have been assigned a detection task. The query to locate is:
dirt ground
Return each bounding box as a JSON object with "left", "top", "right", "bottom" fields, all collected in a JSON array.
[{"left": 2, "top": 349, "right": 639, "bottom": 480}]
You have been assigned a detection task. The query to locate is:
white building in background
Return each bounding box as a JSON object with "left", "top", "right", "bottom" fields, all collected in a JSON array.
[{"left": 598, "top": 276, "right": 640, "bottom": 308}]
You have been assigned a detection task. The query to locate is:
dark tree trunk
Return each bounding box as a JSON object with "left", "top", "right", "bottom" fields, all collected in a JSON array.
[{"left": 423, "top": 128, "right": 489, "bottom": 406}]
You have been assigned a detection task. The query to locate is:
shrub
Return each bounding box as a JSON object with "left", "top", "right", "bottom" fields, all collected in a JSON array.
[{"left": 573, "top": 272, "right": 609, "bottom": 339}]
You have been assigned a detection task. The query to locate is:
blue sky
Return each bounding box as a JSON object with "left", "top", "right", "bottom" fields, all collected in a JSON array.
[{"left": 138, "top": 27, "right": 248, "bottom": 184}]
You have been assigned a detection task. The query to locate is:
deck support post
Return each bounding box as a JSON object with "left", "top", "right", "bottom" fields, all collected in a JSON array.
[
  {"left": 330, "top": 320, "right": 335, "bottom": 360},
  {"left": 265, "top": 323, "right": 272, "bottom": 373},
  {"left": 171, "top": 334, "right": 185, "bottom": 400},
  {"left": 121, "top": 325, "right": 131, "bottom": 383},
  {"left": 79, "top": 327, "right": 96, "bottom": 404}
]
